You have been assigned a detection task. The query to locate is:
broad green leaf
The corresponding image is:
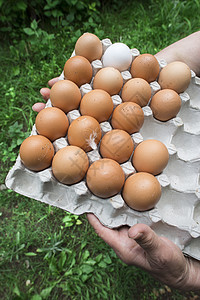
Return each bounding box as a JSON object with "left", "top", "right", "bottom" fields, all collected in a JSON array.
[
  {"left": 36, "top": 248, "right": 43, "bottom": 253},
  {"left": 69, "top": 257, "right": 76, "bottom": 268},
  {"left": 23, "top": 28, "right": 34, "bottom": 36},
  {"left": 98, "top": 261, "right": 107, "bottom": 268},
  {"left": 44, "top": 11, "right": 52, "bottom": 17},
  {"left": 95, "top": 253, "right": 103, "bottom": 262},
  {"left": 52, "top": 9, "right": 63, "bottom": 18},
  {"left": 13, "top": 285, "right": 20, "bottom": 296},
  {"left": 18, "top": 244, "right": 25, "bottom": 250},
  {"left": 49, "top": 259, "right": 58, "bottom": 273},
  {"left": 13, "top": 66, "right": 20, "bottom": 76},
  {"left": 80, "top": 241, "right": 87, "bottom": 250},
  {"left": 104, "top": 254, "right": 112, "bottom": 264},
  {"left": 85, "top": 258, "right": 96, "bottom": 265},
  {"left": 81, "top": 274, "right": 90, "bottom": 283},
  {"left": 31, "top": 20, "right": 38, "bottom": 30},
  {"left": 64, "top": 269, "right": 73, "bottom": 276},
  {"left": 16, "top": 1, "right": 27, "bottom": 10},
  {"left": 82, "top": 250, "right": 90, "bottom": 261},
  {"left": 76, "top": 219, "right": 82, "bottom": 225},
  {"left": 40, "top": 286, "right": 54, "bottom": 299},
  {"left": 81, "top": 264, "right": 94, "bottom": 274},
  {"left": 67, "top": 13, "right": 74, "bottom": 23},
  {"left": 58, "top": 251, "right": 66, "bottom": 269},
  {"left": 62, "top": 215, "right": 72, "bottom": 222}
]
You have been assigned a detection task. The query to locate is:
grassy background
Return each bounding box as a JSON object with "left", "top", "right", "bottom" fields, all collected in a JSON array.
[{"left": 1, "top": 0, "right": 200, "bottom": 299}]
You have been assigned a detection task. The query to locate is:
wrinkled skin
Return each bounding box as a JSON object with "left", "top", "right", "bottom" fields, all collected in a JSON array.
[{"left": 87, "top": 214, "right": 192, "bottom": 290}]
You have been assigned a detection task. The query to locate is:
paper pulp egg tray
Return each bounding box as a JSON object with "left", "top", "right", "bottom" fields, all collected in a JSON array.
[{"left": 5, "top": 38, "right": 200, "bottom": 261}]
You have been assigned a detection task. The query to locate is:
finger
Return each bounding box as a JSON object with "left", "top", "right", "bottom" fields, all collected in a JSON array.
[
  {"left": 32, "top": 102, "right": 46, "bottom": 112},
  {"left": 87, "top": 213, "right": 115, "bottom": 240},
  {"left": 40, "top": 88, "right": 50, "bottom": 101},
  {"left": 128, "top": 224, "right": 162, "bottom": 257},
  {"left": 87, "top": 213, "right": 121, "bottom": 249},
  {"left": 48, "top": 77, "right": 60, "bottom": 87},
  {"left": 87, "top": 214, "right": 145, "bottom": 265}
]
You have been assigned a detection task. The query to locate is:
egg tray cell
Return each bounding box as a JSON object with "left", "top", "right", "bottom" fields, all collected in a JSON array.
[{"left": 5, "top": 38, "right": 200, "bottom": 261}]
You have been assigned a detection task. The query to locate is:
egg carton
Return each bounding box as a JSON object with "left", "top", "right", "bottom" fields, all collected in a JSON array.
[{"left": 5, "top": 38, "right": 200, "bottom": 261}]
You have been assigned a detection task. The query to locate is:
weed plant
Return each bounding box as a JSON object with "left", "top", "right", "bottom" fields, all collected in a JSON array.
[{"left": 1, "top": 0, "right": 200, "bottom": 299}]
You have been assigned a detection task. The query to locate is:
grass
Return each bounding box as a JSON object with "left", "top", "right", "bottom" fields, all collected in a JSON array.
[{"left": 1, "top": 0, "right": 200, "bottom": 299}]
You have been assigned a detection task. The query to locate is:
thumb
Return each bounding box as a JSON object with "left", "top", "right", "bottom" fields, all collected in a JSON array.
[{"left": 128, "top": 224, "right": 162, "bottom": 256}]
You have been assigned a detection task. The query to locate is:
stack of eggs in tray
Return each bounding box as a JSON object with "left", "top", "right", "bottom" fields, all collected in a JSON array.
[
  {"left": 7, "top": 31, "right": 200, "bottom": 259},
  {"left": 19, "top": 32, "right": 192, "bottom": 212}
]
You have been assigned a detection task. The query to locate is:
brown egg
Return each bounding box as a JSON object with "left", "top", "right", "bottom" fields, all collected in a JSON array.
[
  {"left": 121, "top": 78, "right": 151, "bottom": 107},
  {"left": 132, "top": 139, "right": 169, "bottom": 175},
  {"left": 122, "top": 172, "right": 161, "bottom": 211},
  {"left": 52, "top": 145, "right": 89, "bottom": 185},
  {"left": 100, "top": 129, "right": 134, "bottom": 163},
  {"left": 75, "top": 33, "right": 103, "bottom": 62},
  {"left": 80, "top": 89, "right": 114, "bottom": 122},
  {"left": 86, "top": 158, "right": 125, "bottom": 198},
  {"left": 111, "top": 102, "right": 144, "bottom": 134},
  {"left": 150, "top": 89, "right": 182, "bottom": 121},
  {"left": 67, "top": 116, "right": 101, "bottom": 152},
  {"left": 158, "top": 61, "right": 191, "bottom": 93},
  {"left": 50, "top": 80, "right": 81, "bottom": 113},
  {"left": 93, "top": 67, "right": 123, "bottom": 95},
  {"left": 64, "top": 55, "right": 93, "bottom": 87},
  {"left": 19, "top": 135, "right": 54, "bottom": 171},
  {"left": 35, "top": 107, "right": 69, "bottom": 141},
  {"left": 131, "top": 54, "right": 160, "bottom": 83}
]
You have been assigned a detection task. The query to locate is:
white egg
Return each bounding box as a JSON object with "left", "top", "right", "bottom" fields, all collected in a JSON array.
[{"left": 102, "top": 43, "right": 132, "bottom": 72}]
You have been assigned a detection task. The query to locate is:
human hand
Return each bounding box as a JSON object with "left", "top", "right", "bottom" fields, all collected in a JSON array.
[
  {"left": 87, "top": 213, "right": 200, "bottom": 291},
  {"left": 154, "top": 31, "right": 200, "bottom": 76},
  {"left": 32, "top": 77, "right": 59, "bottom": 112}
]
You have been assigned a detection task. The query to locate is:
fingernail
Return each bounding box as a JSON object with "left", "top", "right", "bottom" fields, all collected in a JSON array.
[
  {"left": 32, "top": 103, "right": 38, "bottom": 111},
  {"left": 131, "top": 232, "right": 143, "bottom": 239},
  {"left": 40, "top": 88, "right": 46, "bottom": 95},
  {"left": 48, "top": 77, "right": 59, "bottom": 87}
]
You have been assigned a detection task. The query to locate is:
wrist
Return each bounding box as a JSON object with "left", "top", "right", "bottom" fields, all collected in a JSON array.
[
  {"left": 149, "top": 254, "right": 200, "bottom": 291},
  {"left": 183, "top": 256, "right": 200, "bottom": 291}
]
